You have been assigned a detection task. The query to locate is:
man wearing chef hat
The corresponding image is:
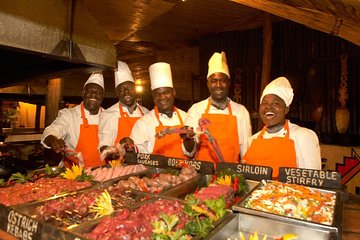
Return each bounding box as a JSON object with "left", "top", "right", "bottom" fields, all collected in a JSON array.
[
  {"left": 98, "top": 61, "right": 148, "bottom": 158},
  {"left": 243, "top": 76, "right": 321, "bottom": 178},
  {"left": 182, "top": 51, "right": 252, "bottom": 163},
  {"left": 128, "top": 62, "right": 188, "bottom": 158},
  {"left": 41, "top": 72, "right": 105, "bottom": 168}
]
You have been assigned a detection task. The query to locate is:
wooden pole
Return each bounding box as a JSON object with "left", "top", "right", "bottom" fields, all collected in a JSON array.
[
  {"left": 35, "top": 104, "right": 42, "bottom": 130},
  {"left": 45, "top": 78, "right": 63, "bottom": 127},
  {"left": 258, "top": 12, "right": 273, "bottom": 131}
]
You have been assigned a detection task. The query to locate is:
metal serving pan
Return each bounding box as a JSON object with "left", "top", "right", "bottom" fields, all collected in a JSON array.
[
  {"left": 206, "top": 213, "right": 339, "bottom": 240},
  {"left": 12, "top": 187, "right": 150, "bottom": 229},
  {"left": 232, "top": 180, "right": 341, "bottom": 237},
  {"left": 101, "top": 167, "right": 200, "bottom": 198}
]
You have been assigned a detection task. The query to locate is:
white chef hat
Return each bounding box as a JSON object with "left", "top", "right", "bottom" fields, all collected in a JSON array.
[
  {"left": 149, "top": 62, "right": 173, "bottom": 90},
  {"left": 114, "top": 61, "right": 134, "bottom": 88},
  {"left": 207, "top": 51, "right": 230, "bottom": 79},
  {"left": 84, "top": 72, "right": 104, "bottom": 90},
  {"left": 260, "top": 77, "right": 294, "bottom": 107}
]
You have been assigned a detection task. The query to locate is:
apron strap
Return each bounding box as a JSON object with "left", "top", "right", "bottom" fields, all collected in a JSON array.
[
  {"left": 259, "top": 120, "right": 290, "bottom": 139},
  {"left": 154, "top": 106, "right": 183, "bottom": 126},
  {"left": 80, "top": 102, "right": 89, "bottom": 127},
  {"left": 119, "top": 103, "right": 145, "bottom": 118},
  {"left": 205, "top": 99, "right": 232, "bottom": 115}
]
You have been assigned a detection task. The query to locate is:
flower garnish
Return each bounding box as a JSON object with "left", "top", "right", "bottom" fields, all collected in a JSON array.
[
  {"left": 61, "top": 165, "right": 83, "bottom": 180},
  {"left": 109, "top": 160, "right": 121, "bottom": 168},
  {"left": 216, "top": 175, "right": 232, "bottom": 187},
  {"left": 89, "top": 190, "right": 114, "bottom": 218}
]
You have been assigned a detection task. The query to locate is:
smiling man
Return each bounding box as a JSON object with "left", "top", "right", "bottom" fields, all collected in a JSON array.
[
  {"left": 182, "top": 51, "right": 252, "bottom": 163},
  {"left": 98, "top": 61, "right": 148, "bottom": 158},
  {"left": 41, "top": 73, "right": 105, "bottom": 168},
  {"left": 243, "top": 76, "right": 321, "bottom": 178},
  {"left": 128, "top": 62, "right": 187, "bottom": 158}
]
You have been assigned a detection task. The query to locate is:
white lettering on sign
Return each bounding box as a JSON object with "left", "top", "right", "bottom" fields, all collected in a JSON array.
[
  {"left": 136, "top": 159, "right": 159, "bottom": 166},
  {"left": 236, "top": 165, "right": 269, "bottom": 175},
  {"left": 284, "top": 168, "right": 339, "bottom": 180},
  {"left": 286, "top": 176, "right": 324, "bottom": 186},
  {"left": 137, "top": 153, "right": 151, "bottom": 160},
  {"left": 7, "top": 210, "right": 38, "bottom": 240},
  {"left": 184, "top": 160, "right": 201, "bottom": 170}
]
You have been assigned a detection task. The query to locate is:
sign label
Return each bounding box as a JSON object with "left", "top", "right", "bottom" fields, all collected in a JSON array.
[
  {"left": 279, "top": 167, "right": 341, "bottom": 189},
  {"left": 125, "top": 153, "right": 214, "bottom": 174},
  {"left": 6, "top": 210, "right": 40, "bottom": 240},
  {"left": 216, "top": 163, "right": 272, "bottom": 181}
]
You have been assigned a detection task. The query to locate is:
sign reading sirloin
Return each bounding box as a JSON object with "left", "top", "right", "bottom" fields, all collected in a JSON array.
[
  {"left": 7, "top": 210, "right": 40, "bottom": 240},
  {"left": 278, "top": 167, "right": 341, "bottom": 189}
]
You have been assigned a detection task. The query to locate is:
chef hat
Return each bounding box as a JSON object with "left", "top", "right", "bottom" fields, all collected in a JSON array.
[
  {"left": 114, "top": 61, "right": 134, "bottom": 88},
  {"left": 149, "top": 62, "right": 173, "bottom": 90},
  {"left": 260, "top": 77, "right": 294, "bottom": 107},
  {"left": 84, "top": 72, "right": 104, "bottom": 90},
  {"left": 207, "top": 51, "right": 230, "bottom": 79}
]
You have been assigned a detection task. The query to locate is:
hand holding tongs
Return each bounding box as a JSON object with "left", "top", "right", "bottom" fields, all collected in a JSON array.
[{"left": 60, "top": 147, "right": 84, "bottom": 167}]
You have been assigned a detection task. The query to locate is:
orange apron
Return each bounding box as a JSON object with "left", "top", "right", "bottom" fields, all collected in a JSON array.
[
  {"left": 242, "top": 120, "right": 297, "bottom": 179},
  {"left": 115, "top": 103, "right": 144, "bottom": 144},
  {"left": 196, "top": 100, "right": 240, "bottom": 163},
  {"left": 65, "top": 103, "right": 102, "bottom": 168},
  {"left": 152, "top": 106, "right": 185, "bottom": 158}
]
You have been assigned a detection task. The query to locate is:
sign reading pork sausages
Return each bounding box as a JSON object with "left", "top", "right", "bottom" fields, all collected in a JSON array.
[
  {"left": 216, "top": 163, "right": 272, "bottom": 181},
  {"left": 278, "top": 167, "right": 341, "bottom": 189},
  {"left": 0, "top": 207, "right": 42, "bottom": 240}
]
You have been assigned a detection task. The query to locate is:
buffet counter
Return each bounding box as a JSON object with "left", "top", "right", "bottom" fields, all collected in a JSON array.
[{"left": 0, "top": 193, "right": 359, "bottom": 239}]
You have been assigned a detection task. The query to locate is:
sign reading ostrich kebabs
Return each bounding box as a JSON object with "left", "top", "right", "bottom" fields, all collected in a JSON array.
[
  {"left": 0, "top": 205, "right": 42, "bottom": 240},
  {"left": 124, "top": 152, "right": 214, "bottom": 175}
]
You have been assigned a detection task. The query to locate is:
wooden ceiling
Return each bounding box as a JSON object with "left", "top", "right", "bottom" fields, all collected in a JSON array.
[
  {"left": 83, "top": 0, "right": 360, "bottom": 56},
  {"left": 81, "top": 0, "right": 360, "bottom": 100}
]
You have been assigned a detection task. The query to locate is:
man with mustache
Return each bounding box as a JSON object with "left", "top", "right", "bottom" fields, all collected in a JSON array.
[
  {"left": 182, "top": 51, "right": 252, "bottom": 163},
  {"left": 243, "top": 76, "right": 321, "bottom": 178},
  {"left": 98, "top": 61, "right": 148, "bottom": 158},
  {"left": 41, "top": 72, "right": 105, "bottom": 168},
  {"left": 128, "top": 62, "right": 187, "bottom": 158}
]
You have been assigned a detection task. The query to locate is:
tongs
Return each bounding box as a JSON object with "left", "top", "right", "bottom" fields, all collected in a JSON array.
[
  {"left": 155, "top": 127, "right": 193, "bottom": 138},
  {"left": 197, "top": 118, "right": 225, "bottom": 163}
]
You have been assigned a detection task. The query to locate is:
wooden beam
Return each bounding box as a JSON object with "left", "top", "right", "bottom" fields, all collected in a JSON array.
[
  {"left": 231, "top": 0, "right": 360, "bottom": 46},
  {"left": 45, "top": 78, "right": 64, "bottom": 127}
]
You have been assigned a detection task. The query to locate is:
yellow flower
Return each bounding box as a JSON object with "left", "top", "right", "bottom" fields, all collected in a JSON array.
[
  {"left": 282, "top": 234, "right": 298, "bottom": 240},
  {"left": 109, "top": 160, "right": 121, "bottom": 168},
  {"left": 61, "top": 165, "right": 83, "bottom": 180},
  {"left": 216, "top": 175, "right": 232, "bottom": 187},
  {"left": 89, "top": 190, "right": 114, "bottom": 218}
]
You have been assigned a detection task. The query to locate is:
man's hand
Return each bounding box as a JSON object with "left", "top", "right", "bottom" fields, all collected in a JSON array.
[
  {"left": 44, "top": 135, "right": 65, "bottom": 153},
  {"left": 179, "top": 126, "right": 196, "bottom": 139},
  {"left": 120, "top": 137, "right": 135, "bottom": 152}
]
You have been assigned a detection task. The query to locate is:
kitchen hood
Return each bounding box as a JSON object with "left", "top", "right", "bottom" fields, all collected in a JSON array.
[{"left": 0, "top": 0, "right": 117, "bottom": 88}]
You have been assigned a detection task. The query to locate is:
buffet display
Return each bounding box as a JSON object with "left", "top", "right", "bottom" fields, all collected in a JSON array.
[{"left": 0, "top": 160, "right": 344, "bottom": 240}]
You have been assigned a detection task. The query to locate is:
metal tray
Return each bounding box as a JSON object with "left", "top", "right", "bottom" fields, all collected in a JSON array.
[
  {"left": 70, "top": 196, "right": 233, "bottom": 240},
  {"left": 12, "top": 187, "right": 150, "bottom": 229},
  {"left": 101, "top": 167, "right": 200, "bottom": 198},
  {"left": 69, "top": 196, "right": 185, "bottom": 238},
  {"left": 206, "top": 213, "right": 339, "bottom": 240},
  {"left": 232, "top": 180, "right": 342, "bottom": 236}
]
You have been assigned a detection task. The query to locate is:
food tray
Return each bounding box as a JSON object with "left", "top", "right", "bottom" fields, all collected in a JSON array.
[
  {"left": 102, "top": 167, "right": 200, "bottom": 198},
  {"left": 69, "top": 196, "right": 186, "bottom": 239},
  {"left": 69, "top": 196, "right": 232, "bottom": 240},
  {"left": 206, "top": 213, "right": 339, "bottom": 240},
  {"left": 12, "top": 187, "right": 150, "bottom": 229},
  {"left": 232, "top": 180, "right": 341, "bottom": 236}
]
